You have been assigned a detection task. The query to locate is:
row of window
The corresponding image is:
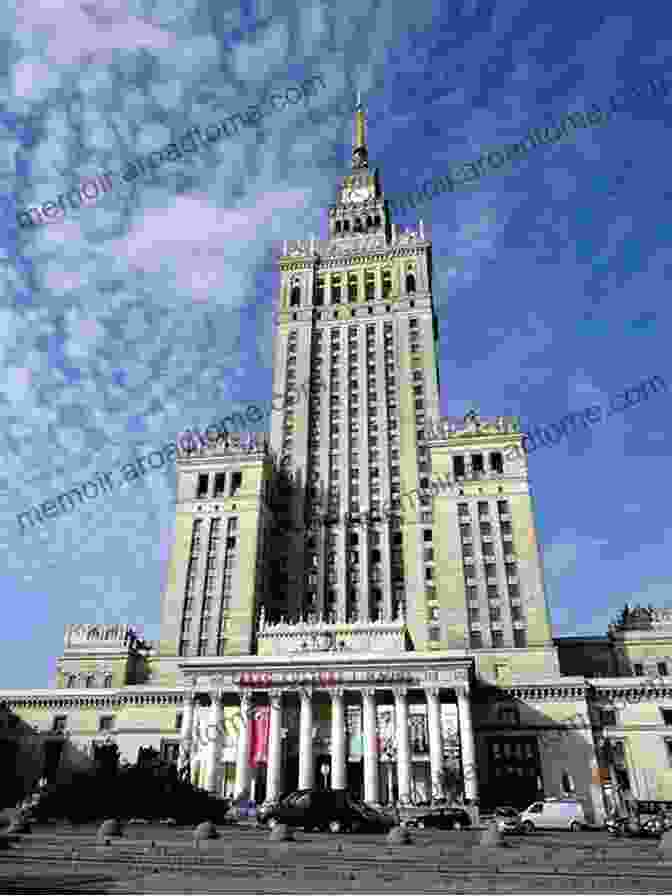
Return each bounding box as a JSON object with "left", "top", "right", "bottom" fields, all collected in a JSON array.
[
  {"left": 298, "top": 267, "right": 416, "bottom": 308},
  {"left": 196, "top": 471, "right": 242, "bottom": 499},
  {"left": 332, "top": 213, "right": 382, "bottom": 236},
  {"left": 452, "top": 452, "right": 504, "bottom": 477},
  {"left": 469, "top": 629, "right": 528, "bottom": 649},
  {"left": 65, "top": 673, "right": 113, "bottom": 689},
  {"left": 179, "top": 518, "right": 238, "bottom": 657},
  {"left": 52, "top": 715, "right": 114, "bottom": 732}
]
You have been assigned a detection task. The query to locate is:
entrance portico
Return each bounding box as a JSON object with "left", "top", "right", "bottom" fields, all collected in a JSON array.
[{"left": 178, "top": 657, "right": 479, "bottom": 809}]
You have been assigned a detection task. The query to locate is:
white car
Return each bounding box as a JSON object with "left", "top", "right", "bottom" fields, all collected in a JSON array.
[{"left": 519, "top": 798, "right": 586, "bottom": 832}]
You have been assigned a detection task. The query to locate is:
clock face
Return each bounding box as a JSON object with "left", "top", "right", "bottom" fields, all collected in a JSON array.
[{"left": 343, "top": 186, "right": 369, "bottom": 202}]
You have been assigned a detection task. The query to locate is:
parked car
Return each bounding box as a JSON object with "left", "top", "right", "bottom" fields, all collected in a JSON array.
[
  {"left": 258, "top": 789, "right": 395, "bottom": 833},
  {"left": 407, "top": 806, "right": 472, "bottom": 831},
  {"left": 519, "top": 798, "right": 586, "bottom": 833},
  {"left": 494, "top": 806, "right": 522, "bottom": 833}
]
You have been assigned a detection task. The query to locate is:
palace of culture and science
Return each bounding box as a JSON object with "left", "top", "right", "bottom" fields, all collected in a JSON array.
[{"left": 3, "top": 99, "right": 672, "bottom": 823}]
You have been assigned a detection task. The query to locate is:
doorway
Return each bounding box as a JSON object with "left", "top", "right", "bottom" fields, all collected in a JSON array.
[{"left": 347, "top": 761, "right": 363, "bottom": 800}]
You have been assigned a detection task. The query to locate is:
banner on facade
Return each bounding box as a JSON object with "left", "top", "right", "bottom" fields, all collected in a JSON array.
[{"left": 248, "top": 706, "right": 270, "bottom": 767}]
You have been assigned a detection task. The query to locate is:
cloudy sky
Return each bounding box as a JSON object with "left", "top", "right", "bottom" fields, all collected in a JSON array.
[{"left": 1, "top": 0, "right": 670, "bottom": 688}]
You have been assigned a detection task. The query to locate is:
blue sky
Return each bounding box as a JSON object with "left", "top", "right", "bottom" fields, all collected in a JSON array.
[{"left": 1, "top": 0, "right": 670, "bottom": 688}]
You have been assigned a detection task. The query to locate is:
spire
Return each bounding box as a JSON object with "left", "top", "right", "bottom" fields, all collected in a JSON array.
[{"left": 352, "top": 90, "right": 368, "bottom": 170}]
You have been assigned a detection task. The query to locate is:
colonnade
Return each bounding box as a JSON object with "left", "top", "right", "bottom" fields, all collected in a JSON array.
[{"left": 179, "top": 684, "right": 478, "bottom": 806}]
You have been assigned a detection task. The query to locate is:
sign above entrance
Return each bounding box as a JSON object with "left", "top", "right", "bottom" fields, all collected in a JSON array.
[{"left": 234, "top": 667, "right": 468, "bottom": 688}]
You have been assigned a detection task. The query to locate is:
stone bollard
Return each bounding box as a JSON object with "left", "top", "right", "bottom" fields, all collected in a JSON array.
[
  {"left": 658, "top": 830, "right": 672, "bottom": 858},
  {"left": 269, "top": 822, "right": 295, "bottom": 842},
  {"left": 477, "top": 820, "right": 511, "bottom": 850},
  {"left": 387, "top": 825, "right": 413, "bottom": 845},
  {"left": 193, "top": 821, "right": 219, "bottom": 846},
  {"left": 97, "top": 819, "right": 124, "bottom": 842}
]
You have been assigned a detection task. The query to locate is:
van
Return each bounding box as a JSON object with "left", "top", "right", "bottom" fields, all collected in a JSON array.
[{"left": 519, "top": 798, "right": 586, "bottom": 832}]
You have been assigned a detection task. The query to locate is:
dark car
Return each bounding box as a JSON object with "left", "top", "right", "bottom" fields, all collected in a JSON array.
[
  {"left": 494, "top": 805, "right": 522, "bottom": 833},
  {"left": 258, "top": 788, "right": 394, "bottom": 833},
  {"left": 408, "top": 806, "right": 471, "bottom": 830}
]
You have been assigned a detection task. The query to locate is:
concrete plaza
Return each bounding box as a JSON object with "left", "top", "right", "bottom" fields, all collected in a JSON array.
[{"left": 3, "top": 823, "right": 672, "bottom": 893}]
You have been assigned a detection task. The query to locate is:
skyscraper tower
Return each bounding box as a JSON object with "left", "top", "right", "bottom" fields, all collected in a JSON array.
[{"left": 270, "top": 94, "right": 441, "bottom": 645}]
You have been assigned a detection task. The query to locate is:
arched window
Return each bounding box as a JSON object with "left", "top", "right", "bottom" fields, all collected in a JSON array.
[
  {"left": 353, "top": 218, "right": 362, "bottom": 232},
  {"left": 290, "top": 281, "right": 301, "bottom": 307},
  {"left": 405, "top": 272, "right": 416, "bottom": 294},
  {"left": 67, "top": 674, "right": 77, "bottom": 689},
  {"left": 335, "top": 220, "right": 341, "bottom": 234},
  {"left": 343, "top": 220, "right": 350, "bottom": 232},
  {"left": 366, "top": 215, "right": 373, "bottom": 229},
  {"left": 103, "top": 674, "right": 113, "bottom": 688},
  {"left": 374, "top": 215, "right": 381, "bottom": 227},
  {"left": 85, "top": 674, "right": 95, "bottom": 689}
]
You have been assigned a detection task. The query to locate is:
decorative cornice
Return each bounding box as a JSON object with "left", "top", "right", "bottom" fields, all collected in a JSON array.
[
  {"left": 487, "top": 684, "right": 588, "bottom": 703},
  {"left": 0, "top": 689, "right": 186, "bottom": 710}
]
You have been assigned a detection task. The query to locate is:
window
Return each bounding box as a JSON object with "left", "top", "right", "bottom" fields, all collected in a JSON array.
[
  {"left": 478, "top": 501, "right": 489, "bottom": 516},
  {"left": 666, "top": 740, "right": 672, "bottom": 769},
  {"left": 99, "top": 716, "right": 115, "bottom": 732},
  {"left": 600, "top": 709, "right": 616, "bottom": 727},
  {"left": 52, "top": 716, "right": 68, "bottom": 732},
  {"left": 428, "top": 627, "right": 441, "bottom": 642},
  {"left": 470, "top": 631, "right": 483, "bottom": 649},
  {"left": 490, "top": 452, "right": 503, "bottom": 474},
  {"left": 492, "top": 630, "right": 504, "bottom": 648},
  {"left": 659, "top": 662, "right": 668, "bottom": 677},
  {"left": 458, "top": 502, "right": 469, "bottom": 516},
  {"left": 230, "top": 471, "right": 242, "bottom": 496},
  {"left": 489, "top": 606, "right": 501, "bottom": 622},
  {"left": 498, "top": 500, "right": 509, "bottom": 515},
  {"left": 66, "top": 674, "right": 77, "bottom": 688},
  {"left": 468, "top": 606, "right": 480, "bottom": 621},
  {"left": 213, "top": 472, "right": 226, "bottom": 498},
  {"left": 660, "top": 709, "right": 672, "bottom": 726},
  {"left": 103, "top": 674, "right": 113, "bottom": 688},
  {"left": 498, "top": 706, "right": 519, "bottom": 726},
  {"left": 510, "top": 605, "right": 523, "bottom": 622},
  {"left": 453, "top": 456, "right": 465, "bottom": 478},
  {"left": 513, "top": 629, "right": 527, "bottom": 648},
  {"left": 197, "top": 474, "right": 209, "bottom": 498},
  {"left": 634, "top": 664, "right": 644, "bottom": 676}
]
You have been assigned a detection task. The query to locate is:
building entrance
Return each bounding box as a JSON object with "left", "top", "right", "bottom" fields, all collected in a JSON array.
[
  {"left": 486, "top": 737, "right": 542, "bottom": 809},
  {"left": 347, "top": 760, "right": 363, "bottom": 800}
]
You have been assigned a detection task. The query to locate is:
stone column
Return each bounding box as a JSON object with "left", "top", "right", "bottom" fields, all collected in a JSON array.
[
  {"left": 362, "top": 688, "right": 380, "bottom": 804},
  {"left": 178, "top": 690, "right": 195, "bottom": 776},
  {"left": 394, "top": 687, "right": 411, "bottom": 803},
  {"left": 266, "top": 690, "right": 284, "bottom": 802},
  {"left": 330, "top": 688, "right": 347, "bottom": 790},
  {"left": 234, "top": 692, "right": 252, "bottom": 798},
  {"left": 298, "top": 688, "right": 314, "bottom": 790},
  {"left": 457, "top": 684, "right": 479, "bottom": 810},
  {"left": 426, "top": 687, "right": 444, "bottom": 800},
  {"left": 205, "top": 690, "right": 224, "bottom": 793}
]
